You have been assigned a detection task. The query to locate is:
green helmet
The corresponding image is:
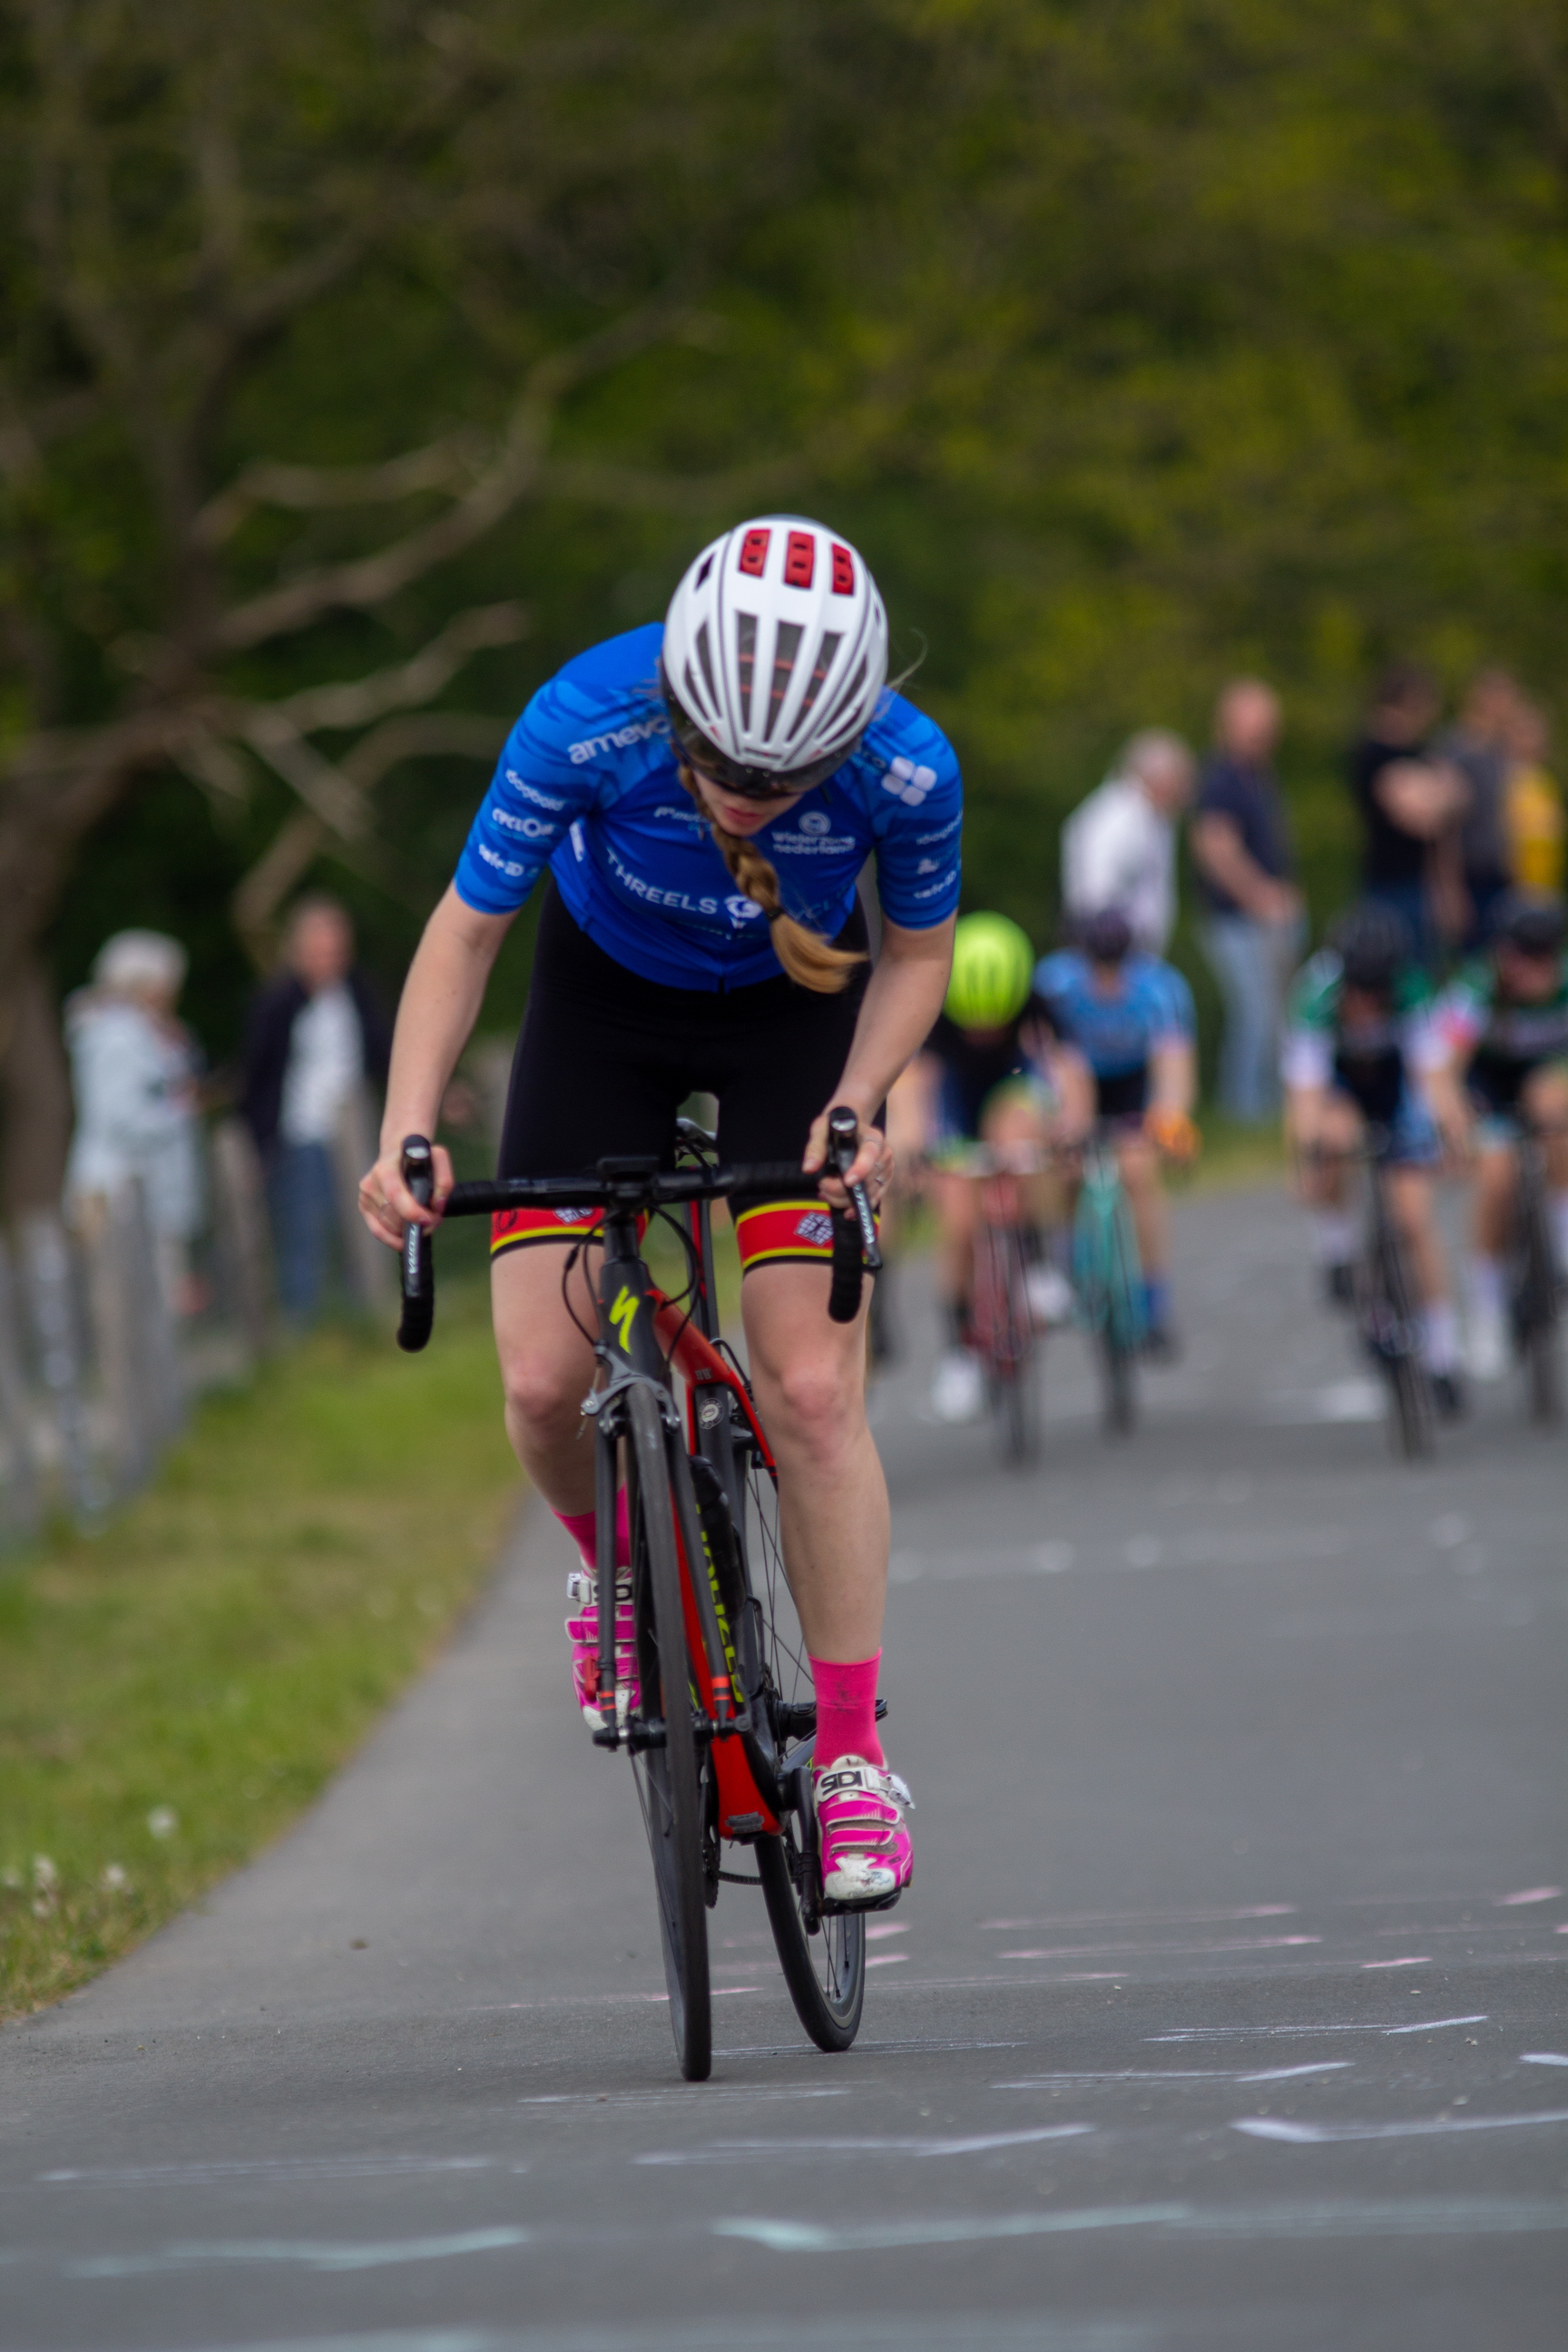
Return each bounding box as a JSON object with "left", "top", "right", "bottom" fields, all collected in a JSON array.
[{"left": 945, "top": 912, "right": 1034, "bottom": 1029}]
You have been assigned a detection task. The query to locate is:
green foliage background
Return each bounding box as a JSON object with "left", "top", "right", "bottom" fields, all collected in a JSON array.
[{"left": 27, "top": 0, "right": 1568, "bottom": 1069}]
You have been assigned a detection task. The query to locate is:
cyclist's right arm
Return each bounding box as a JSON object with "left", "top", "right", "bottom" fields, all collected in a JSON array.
[{"left": 358, "top": 886, "right": 515, "bottom": 1247}]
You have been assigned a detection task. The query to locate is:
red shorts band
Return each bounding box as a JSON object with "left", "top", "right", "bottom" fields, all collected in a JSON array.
[
  {"left": 490, "top": 1205, "right": 633, "bottom": 1258},
  {"left": 735, "top": 1197, "right": 849, "bottom": 1275}
]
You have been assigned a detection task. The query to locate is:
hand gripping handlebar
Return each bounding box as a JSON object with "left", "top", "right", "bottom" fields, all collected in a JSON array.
[
  {"left": 825, "top": 1104, "right": 884, "bottom": 1326},
  {"left": 391, "top": 1110, "right": 883, "bottom": 1352},
  {"left": 396, "top": 1136, "right": 436, "bottom": 1353}
]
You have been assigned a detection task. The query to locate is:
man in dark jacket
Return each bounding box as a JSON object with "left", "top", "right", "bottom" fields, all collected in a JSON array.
[{"left": 240, "top": 897, "right": 391, "bottom": 1320}]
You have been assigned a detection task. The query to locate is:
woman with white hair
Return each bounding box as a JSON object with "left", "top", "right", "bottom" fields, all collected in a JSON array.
[{"left": 64, "top": 929, "right": 205, "bottom": 1313}]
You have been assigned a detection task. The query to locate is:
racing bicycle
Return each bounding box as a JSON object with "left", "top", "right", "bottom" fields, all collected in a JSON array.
[
  {"left": 1304, "top": 1131, "right": 1431, "bottom": 1459},
  {"left": 1071, "top": 1129, "right": 1146, "bottom": 1436},
  {"left": 1508, "top": 1116, "right": 1563, "bottom": 1426},
  {"left": 395, "top": 1112, "right": 886, "bottom": 2081}
]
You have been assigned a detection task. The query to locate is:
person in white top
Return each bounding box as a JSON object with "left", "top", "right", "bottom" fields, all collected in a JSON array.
[
  {"left": 1060, "top": 729, "right": 1194, "bottom": 957},
  {"left": 64, "top": 930, "right": 205, "bottom": 1313}
]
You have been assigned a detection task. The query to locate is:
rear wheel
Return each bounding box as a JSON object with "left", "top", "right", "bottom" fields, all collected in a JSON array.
[
  {"left": 1365, "top": 1220, "right": 1431, "bottom": 1460},
  {"left": 626, "top": 1384, "right": 711, "bottom": 2082},
  {"left": 757, "top": 1785, "right": 866, "bottom": 2052},
  {"left": 974, "top": 1224, "right": 1039, "bottom": 1465},
  {"left": 1516, "top": 1181, "right": 1562, "bottom": 1426}
]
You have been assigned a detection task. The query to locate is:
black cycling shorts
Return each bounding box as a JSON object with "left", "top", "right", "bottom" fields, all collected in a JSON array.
[
  {"left": 492, "top": 881, "right": 869, "bottom": 1273},
  {"left": 1094, "top": 1064, "right": 1149, "bottom": 1122}
]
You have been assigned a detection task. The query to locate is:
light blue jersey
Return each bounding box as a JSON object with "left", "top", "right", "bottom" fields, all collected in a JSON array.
[
  {"left": 1033, "top": 948, "right": 1195, "bottom": 1077},
  {"left": 454, "top": 623, "right": 962, "bottom": 989}
]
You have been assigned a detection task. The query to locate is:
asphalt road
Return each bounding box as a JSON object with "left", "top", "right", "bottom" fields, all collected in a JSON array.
[{"left": 2, "top": 1182, "right": 1565, "bottom": 2352}]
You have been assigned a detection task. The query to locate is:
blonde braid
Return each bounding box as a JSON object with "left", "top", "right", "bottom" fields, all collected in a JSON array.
[{"left": 679, "top": 764, "right": 867, "bottom": 994}]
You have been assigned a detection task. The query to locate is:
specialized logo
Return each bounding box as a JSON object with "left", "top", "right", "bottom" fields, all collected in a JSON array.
[
  {"left": 554, "top": 1206, "right": 594, "bottom": 1224},
  {"left": 880, "top": 756, "right": 938, "bottom": 808},
  {"left": 567, "top": 715, "right": 667, "bottom": 766},
  {"left": 795, "top": 1210, "right": 834, "bottom": 1246},
  {"left": 608, "top": 1287, "right": 639, "bottom": 1350}
]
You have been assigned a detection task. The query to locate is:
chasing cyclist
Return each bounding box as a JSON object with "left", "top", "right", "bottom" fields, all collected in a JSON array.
[
  {"left": 1033, "top": 906, "right": 1200, "bottom": 1358},
  {"left": 357, "top": 518, "right": 957, "bottom": 1908},
  {"left": 897, "top": 913, "right": 1092, "bottom": 1422},
  {"left": 1280, "top": 902, "right": 1464, "bottom": 1415},
  {"left": 1421, "top": 892, "right": 1568, "bottom": 1380}
]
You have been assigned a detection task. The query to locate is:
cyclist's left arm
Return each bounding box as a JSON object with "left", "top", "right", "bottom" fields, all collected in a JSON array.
[
  {"left": 1145, "top": 961, "right": 1198, "bottom": 1117},
  {"left": 804, "top": 914, "right": 957, "bottom": 1196}
]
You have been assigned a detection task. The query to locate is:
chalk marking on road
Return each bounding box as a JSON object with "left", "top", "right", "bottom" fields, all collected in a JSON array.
[
  {"left": 37, "top": 2156, "right": 495, "bottom": 2188},
  {"left": 164, "top": 2322, "right": 1154, "bottom": 2352},
  {"left": 637, "top": 2125, "right": 1094, "bottom": 2165},
  {"left": 866, "top": 1955, "right": 908, "bottom": 1966},
  {"left": 1360, "top": 1956, "right": 1430, "bottom": 1968},
  {"left": 1233, "top": 2108, "right": 1568, "bottom": 2144},
  {"left": 995, "top": 2063, "right": 1352, "bottom": 2089},
  {"left": 712, "top": 2039, "right": 1029, "bottom": 2060},
  {"left": 995, "top": 1936, "right": 1321, "bottom": 1960},
  {"left": 1522, "top": 2053, "right": 1568, "bottom": 2067},
  {"left": 1149, "top": 2015, "right": 1486, "bottom": 2042},
  {"left": 1497, "top": 1886, "right": 1563, "bottom": 1905},
  {"left": 865, "top": 1921, "right": 909, "bottom": 1940},
  {"left": 64, "top": 2227, "right": 532, "bottom": 2279},
  {"left": 712, "top": 2198, "right": 1568, "bottom": 2253},
  {"left": 1264, "top": 1377, "right": 1384, "bottom": 1424},
  {"left": 517, "top": 2087, "right": 851, "bottom": 2107}
]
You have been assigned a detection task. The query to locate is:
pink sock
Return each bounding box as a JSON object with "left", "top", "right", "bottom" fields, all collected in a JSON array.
[
  {"left": 554, "top": 1491, "right": 630, "bottom": 1574},
  {"left": 810, "top": 1651, "right": 884, "bottom": 1769}
]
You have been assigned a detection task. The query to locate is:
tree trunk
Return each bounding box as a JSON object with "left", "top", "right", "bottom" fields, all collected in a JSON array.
[{"left": 0, "top": 954, "right": 73, "bottom": 1218}]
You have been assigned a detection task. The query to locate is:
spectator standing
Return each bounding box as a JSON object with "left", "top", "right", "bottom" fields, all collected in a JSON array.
[
  {"left": 240, "top": 897, "right": 390, "bottom": 1323},
  {"left": 64, "top": 930, "right": 205, "bottom": 1314},
  {"left": 1346, "top": 664, "right": 1465, "bottom": 965},
  {"left": 1190, "top": 680, "right": 1303, "bottom": 1122},
  {"left": 1434, "top": 666, "right": 1518, "bottom": 947},
  {"left": 1501, "top": 696, "right": 1564, "bottom": 897},
  {"left": 1061, "top": 728, "right": 1195, "bottom": 956}
]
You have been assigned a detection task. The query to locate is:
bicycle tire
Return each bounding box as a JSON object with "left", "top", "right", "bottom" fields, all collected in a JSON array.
[
  {"left": 1367, "top": 1221, "right": 1430, "bottom": 1460},
  {"left": 724, "top": 1429, "right": 868, "bottom": 2053},
  {"left": 975, "top": 1224, "right": 1038, "bottom": 1466},
  {"left": 756, "top": 1803, "right": 866, "bottom": 2052},
  {"left": 1517, "top": 1179, "right": 1562, "bottom": 1426},
  {"left": 626, "top": 1382, "right": 712, "bottom": 2082}
]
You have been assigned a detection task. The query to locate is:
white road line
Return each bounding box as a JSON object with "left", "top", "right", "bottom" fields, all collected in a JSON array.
[
  {"left": 996, "top": 1937, "right": 1321, "bottom": 1960},
  {"left": 1521, "top": 2053, "right": 1568, "bottom": 2067},
  {"left": 1234, "top": 2108, "right": 1568, "bottom": 2144},
  {"left": 37, "top": 2156, "right": 494, "bottom": 2187},
  {"left": 995, "top": 2063, "right": 1351, "bottom": 2088},
  {"left": 65, "top": 2228, "right": 531, "bottom": 2279},
  {"left": 713, "top": 2197, "right": 1568, "bottom": 2252},
  {"left": 1149, "top": 2015, "right": 1486, "bottom": 2042},
  {"left": 635, "top": 2125, "right": 1093, "bottom": 2165}
]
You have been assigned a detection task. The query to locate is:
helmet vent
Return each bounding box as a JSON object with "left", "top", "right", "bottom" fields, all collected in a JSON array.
[
  {"left": 694, "top": 619, "right": 718, "bottom": 712},
  {"left": 795, "top": 632, "right": 840, "bottom": 731},
  {"left": 830, "top": 544, "right": 855, "bottom": 595},
  {"left": 738, "top": 528, "right": 770, "bottom": 579},
  {"left": 784, "top": 530, "right": 816, "bottom": 590},
  {"left": 695, "top": 551, "right": 715, "bottom": 589},
  {"left": 764, "top": 622, "right": 803, "bottom": 740},
  {"left": 820, "top": 652, "right": 869, "bottom": 737},
  {"left": 735, "top": 611, "right": 758, "bottom": 730}
]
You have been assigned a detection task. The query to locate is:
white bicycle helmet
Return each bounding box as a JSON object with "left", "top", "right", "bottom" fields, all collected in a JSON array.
[{"left": 661, "top": 516, "right": 889, "bottom": 796}]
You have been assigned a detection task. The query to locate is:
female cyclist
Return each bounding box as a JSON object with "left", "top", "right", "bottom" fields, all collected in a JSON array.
[{"left": 358, "top": 516, "right": 959, "bottom": 1906}]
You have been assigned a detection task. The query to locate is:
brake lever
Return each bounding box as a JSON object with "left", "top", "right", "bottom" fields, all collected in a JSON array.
[{"left": 827, "top": 1103, "right": 883, "bottom": 1273}]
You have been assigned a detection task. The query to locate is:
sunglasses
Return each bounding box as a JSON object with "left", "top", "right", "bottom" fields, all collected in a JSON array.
[{"left": 664, "top": 694, "right": 858, "bottom": 801}]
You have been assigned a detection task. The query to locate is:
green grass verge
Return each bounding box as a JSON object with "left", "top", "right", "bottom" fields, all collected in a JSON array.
[{"left": 0, "top": 1284, "right": 520, "bottom": 2022}]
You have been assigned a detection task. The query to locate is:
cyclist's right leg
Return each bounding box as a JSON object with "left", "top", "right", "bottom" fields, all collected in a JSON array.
[
  {"left": 928, "top": 1167, "right": 985, "bottom": 1421},
  {"left": 1293, "top": 1090, "right": 1359, "bottom": 1304},
  {"left": 1468, "top": 1128, "right": 1518, "bottom": 1379}
]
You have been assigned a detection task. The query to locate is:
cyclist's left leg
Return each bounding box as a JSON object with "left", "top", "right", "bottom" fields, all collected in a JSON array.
[
  {"left": 1522, "top": 1063, "right": 1568, "bottom": 1272},
  {"left": 1387, "top": 1163, "right": 1461, "bottom": 1407},
  {"left": 1113, "top": 1128, "right": 1170, "bottom": 1340},
  {"left": 741, "top": 1262, "right": 912, "bottom": 1901}
]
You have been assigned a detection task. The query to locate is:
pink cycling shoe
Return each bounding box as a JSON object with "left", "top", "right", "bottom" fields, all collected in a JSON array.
[
  {"left": 814, "top": 1755, "right": 915, "bottom": 1906},
  {"left": 565, "top": 1569, "right": 640, "bottom": 1727}
]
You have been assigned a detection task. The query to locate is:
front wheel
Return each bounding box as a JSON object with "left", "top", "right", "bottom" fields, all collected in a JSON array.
[
  {"left": 626, "top": 1383, "right": 711, "bottom": 2081},
  {"left": 757, "top": 1785, "right": 866, "bottom": 2053}
]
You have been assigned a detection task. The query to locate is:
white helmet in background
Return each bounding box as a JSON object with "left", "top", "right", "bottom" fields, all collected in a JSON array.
[{"left": 661, "top": 516, "right": 889, "bottom": 795}]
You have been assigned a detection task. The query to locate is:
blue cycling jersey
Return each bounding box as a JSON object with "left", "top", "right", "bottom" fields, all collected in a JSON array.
[
  {"left": 454, "top": 623, "right": 963, "bottom": 990},
  {"left": 1034, "top": 949, "right": 1195, "bottom": 1077}
]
